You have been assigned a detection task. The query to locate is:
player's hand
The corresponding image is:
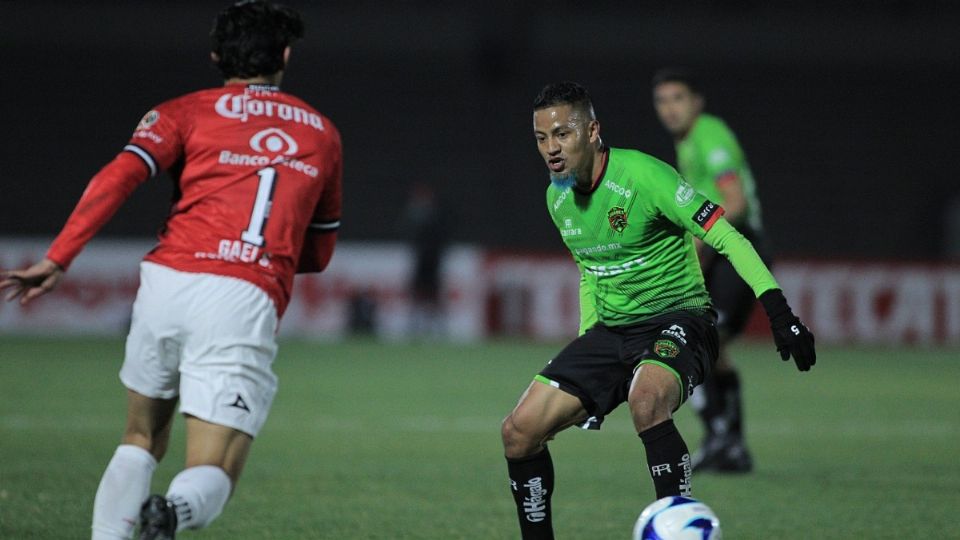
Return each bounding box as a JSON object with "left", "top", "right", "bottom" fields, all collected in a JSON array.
[
  {"left": 0, "top": 258, "right": 65, "bottom": 305},
  {"left": 758, "top": 288, "right": 816, "bottom": 371}
]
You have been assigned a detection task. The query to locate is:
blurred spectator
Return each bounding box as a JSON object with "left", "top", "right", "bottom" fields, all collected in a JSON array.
[{"left": 399, "top": 182, "right": 448, "bottom": 338}]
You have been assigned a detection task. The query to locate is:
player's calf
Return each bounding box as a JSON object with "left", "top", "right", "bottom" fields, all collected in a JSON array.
[{"left": 506, "top": 447, "right": 556, "bottom": 540}]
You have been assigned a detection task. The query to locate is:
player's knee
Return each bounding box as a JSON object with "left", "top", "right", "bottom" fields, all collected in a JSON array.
[
  {"left": 121, "top": 430, "right": 169, "bottom": 461},
  {"left": 501, "top": 414, "right": 538, "bottom": 458}
]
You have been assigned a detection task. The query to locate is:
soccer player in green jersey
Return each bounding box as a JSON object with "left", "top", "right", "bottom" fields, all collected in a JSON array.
[
  {"left": 500, "top": 81, "right": 815, "bottom": 539},
  {"left": 653, "top": 68, "right": 768, "bottom": 473}
]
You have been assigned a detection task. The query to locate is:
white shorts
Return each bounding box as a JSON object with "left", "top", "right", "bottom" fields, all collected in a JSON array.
[{"left": 121, "top": 262, "right": 279, "bottom": 437}]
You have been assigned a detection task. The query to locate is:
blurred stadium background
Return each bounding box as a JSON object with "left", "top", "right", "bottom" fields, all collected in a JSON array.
[{"left": 2, "top": 1, "right": 959, "bottom": 538}]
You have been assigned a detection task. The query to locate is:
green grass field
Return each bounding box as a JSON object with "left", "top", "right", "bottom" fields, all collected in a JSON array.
[{"left": 2, "top": 337, "right": 959, "bottom": 539}]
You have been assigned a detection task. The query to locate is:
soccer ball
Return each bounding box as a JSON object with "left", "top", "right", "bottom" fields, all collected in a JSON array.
[{"left": 632, "top": 496, "right": 722, "bottom": 540}]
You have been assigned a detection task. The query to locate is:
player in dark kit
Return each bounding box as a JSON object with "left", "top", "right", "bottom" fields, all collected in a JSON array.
[
  {"left": 1, "top": 2, "right": 341, "bottom": 539},
  {"left": 653, "top": 68, "right": 769, "bottom": 472},
  {"left": 500, "top": 82, "right": 815, "bottom": 539}
]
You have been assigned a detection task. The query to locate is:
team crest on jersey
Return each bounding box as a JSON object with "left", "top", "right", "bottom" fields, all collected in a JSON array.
[
  {"left": 607, "top": 206, "right": 628, "bottom": 233},
  {"left": 654, "top": 339, "right": 680, "bottom": 358},
  {"left": 675, "top": 179, "right": 695, "bottom": 207},
  {"left": 136, "top": 110, "right": 159, "bottom": 130}
]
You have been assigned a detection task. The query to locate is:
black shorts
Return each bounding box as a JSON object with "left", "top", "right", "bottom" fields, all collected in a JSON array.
[
  {"left": 703, "top": 228, "right": 772, "bottom": 338},
  {"left": 537, "top": 311, "right": 719, "bottom": 429}
]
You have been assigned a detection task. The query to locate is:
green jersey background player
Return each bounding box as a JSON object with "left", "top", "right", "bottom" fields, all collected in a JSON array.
[
  {"left": 653, "top": 67, "right": 771, "bottom": 473},
  {"left": 500, "top": 81, "right": 815, "bottom": 540}
]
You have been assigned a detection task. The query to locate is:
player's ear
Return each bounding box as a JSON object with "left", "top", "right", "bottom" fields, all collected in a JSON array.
[
  {"left": 210, "top": 52, "right": 220, "bottom": 64},
  {"left": 588, "top": 119, "right": 601, "bottom": 143},
  {"left": 283, "top": 46, "right": 291, "bottom": 67}
]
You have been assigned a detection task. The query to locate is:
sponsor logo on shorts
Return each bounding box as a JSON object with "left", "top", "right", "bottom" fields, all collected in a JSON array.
[
  {"left": 654, "top": 339, "right": 680, "bottom": 358},
  {"left": 227, "top": 393, "right": 251, "bottom": 413},
  {"left": 607, "top": 206, "right": 628, "bottom": 233},
  {"left": 661, "top": 324, "right": 688, "bottom": 345},
  {"left": 522, "top": 477, "right": 548, "bottom": 522}
]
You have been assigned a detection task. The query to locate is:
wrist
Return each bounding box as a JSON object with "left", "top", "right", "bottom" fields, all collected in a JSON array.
[{"left": 759, "top": 288, "right": 792, "bottom": 322}]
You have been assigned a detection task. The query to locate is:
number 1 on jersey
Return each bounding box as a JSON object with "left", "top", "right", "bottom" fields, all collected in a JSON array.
[{"left": 241, "top": 167, "right": 277, "bottom": 247}]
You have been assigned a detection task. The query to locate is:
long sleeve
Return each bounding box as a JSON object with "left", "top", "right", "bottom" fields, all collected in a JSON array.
[
  {"left": 701, "top": 217, "right": 779, "bottom": 297},
  {"left": 46, "top": 152, "right": 151, "bottom": 269}
]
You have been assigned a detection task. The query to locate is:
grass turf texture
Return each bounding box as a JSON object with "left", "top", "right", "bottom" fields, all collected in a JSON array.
[{"left": 1, "top": 337, "right": 958, "bottom": 539}]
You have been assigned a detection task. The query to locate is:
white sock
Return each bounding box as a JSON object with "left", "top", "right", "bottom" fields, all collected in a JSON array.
[
  {"left": 91, "top": 444, "right": 157, "bottom": 540},
  {"left": 166, "top": 465, "right": 232, "bottom": 532}
]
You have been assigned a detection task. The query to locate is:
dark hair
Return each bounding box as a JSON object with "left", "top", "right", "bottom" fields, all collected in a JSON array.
[
  {"left": 533, "top": 81, "right": 594, "bottom": 113},
  {"left": 210, "top": 1, "right": 305, "bottom": 79},
  {"left": 651, "top": 68, "right": 702, "bottom": 95}
]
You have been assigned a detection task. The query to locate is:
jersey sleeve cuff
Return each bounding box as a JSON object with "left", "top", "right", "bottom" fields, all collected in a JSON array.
[
  {"left": 308, "top": 219, "right": 340, "bottom": 233},
  {"left": 123, "top": 144, "right": 159, "bottom": 177}
]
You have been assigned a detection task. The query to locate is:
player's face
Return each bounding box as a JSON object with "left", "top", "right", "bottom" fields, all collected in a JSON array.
[
  {"left": 533, "top": 104, "right": 599, "bottom": 183},
  {"left": 653, "top": 82, "right": 703, "bottom": 137}
]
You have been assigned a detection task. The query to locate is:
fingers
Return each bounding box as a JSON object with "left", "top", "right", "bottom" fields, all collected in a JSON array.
[
  {"left": 791, "top": 333, "right": 817, "bottom": 372},
  {"left": 21, "top": 286, "right": 49, "bottom": 305},
  {"left": 1, "top": 263, "right": 63, "bottom": 304},
  {"left": 5, "top": 283, "right": 27, "bottom": 303}
]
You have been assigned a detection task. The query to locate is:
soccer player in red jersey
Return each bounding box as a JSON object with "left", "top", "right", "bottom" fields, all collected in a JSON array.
[{"left": 0, "top": 2, "right": 341, "bottom": 539}]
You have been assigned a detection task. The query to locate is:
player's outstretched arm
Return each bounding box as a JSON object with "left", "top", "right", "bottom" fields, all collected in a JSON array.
[
  {"left": 0, "top": 258, "right": 64, "bottom": 305},
  {"left": 758, "top": 288, "right": 816, "bottom": 371},
  {"left": 698, "top": 218, "right": 816, "bottom": 370}
]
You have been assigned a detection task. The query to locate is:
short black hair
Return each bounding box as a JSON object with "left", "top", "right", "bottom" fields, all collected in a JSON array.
[
  {"left": 533, "top": 81, "right": 594, "bottom": 113},
  {"left": 651, "top": 68, "right": 702, "bottom": 96},
  {"left": 210, "top": 0, "right": 305, "bottom": 79}
]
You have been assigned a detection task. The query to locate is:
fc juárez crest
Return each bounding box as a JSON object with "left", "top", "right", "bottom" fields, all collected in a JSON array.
[{"left": 607, "top": 206, "right": 628, "bottom": 233}]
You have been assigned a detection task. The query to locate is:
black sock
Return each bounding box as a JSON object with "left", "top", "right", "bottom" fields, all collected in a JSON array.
[
  {"left": 639, "top": 419, "right": 692, "bottom": 498},
  {"left": 714, "top": 370, "right": 744, "bottom": 438},
  {"left": 506, "top": 447, "right": 555, "bottom": 540}
]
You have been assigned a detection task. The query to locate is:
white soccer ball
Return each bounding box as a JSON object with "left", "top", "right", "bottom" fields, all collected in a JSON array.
[{"left": 632, "top": 496, "right": 722, "bottom": 540}]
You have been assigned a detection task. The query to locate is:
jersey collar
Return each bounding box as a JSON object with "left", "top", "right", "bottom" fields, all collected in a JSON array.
[
  {"left": 574, "top": 146, "right": 609, "bottom": 195},
  {"left": 224, "top": 82, "right": 281, "bottom": 92}
]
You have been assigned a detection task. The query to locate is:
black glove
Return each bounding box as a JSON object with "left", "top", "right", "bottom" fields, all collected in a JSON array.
[{"left": 759, "top": 289, "right": 816, "bottom": 371}]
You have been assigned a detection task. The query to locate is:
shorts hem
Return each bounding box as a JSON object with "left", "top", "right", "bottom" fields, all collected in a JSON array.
[
  {"left": 179, "top": 406, "right": 261, "bottom": 439},
  {"left": 120, "top": 374, "right": 178, "bottom": 401},
  {"left": 533, "top": 375, "right": 597, "bottom": 420}
]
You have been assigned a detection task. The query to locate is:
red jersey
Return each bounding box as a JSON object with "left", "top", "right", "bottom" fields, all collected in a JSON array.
[{"left": 47, "top": 83, "right": 342, "bottom": 316}]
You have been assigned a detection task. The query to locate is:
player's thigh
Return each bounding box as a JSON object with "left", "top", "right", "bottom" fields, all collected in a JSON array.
[
  {"left": 179, "top": 273, "right": 279, "bottom": 440},
  {"left": 627, "top": 313, "right": 719, "bottom": 410},
  {"left": 122, "top": 389, "right": 178, "bottom": 457},
  {"left": 184, "top": 415, "right": 253, "bottom": 484},
  {"left": 536, "top": 324, "right": 629, "bottom": 430},
  {"left": 627, "top": 362, "right": 683, "bottom": 429},
  {"left": 505, "top": 379, "right": 589, "bottom": 442}
]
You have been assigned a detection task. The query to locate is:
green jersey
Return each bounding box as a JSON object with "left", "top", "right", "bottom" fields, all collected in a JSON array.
[
  {"left": 676, "top": 113, "right": 762, "bottom": 232},
  {"left": 546, "top": 147, "right": 778, "bottom": 333}
]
